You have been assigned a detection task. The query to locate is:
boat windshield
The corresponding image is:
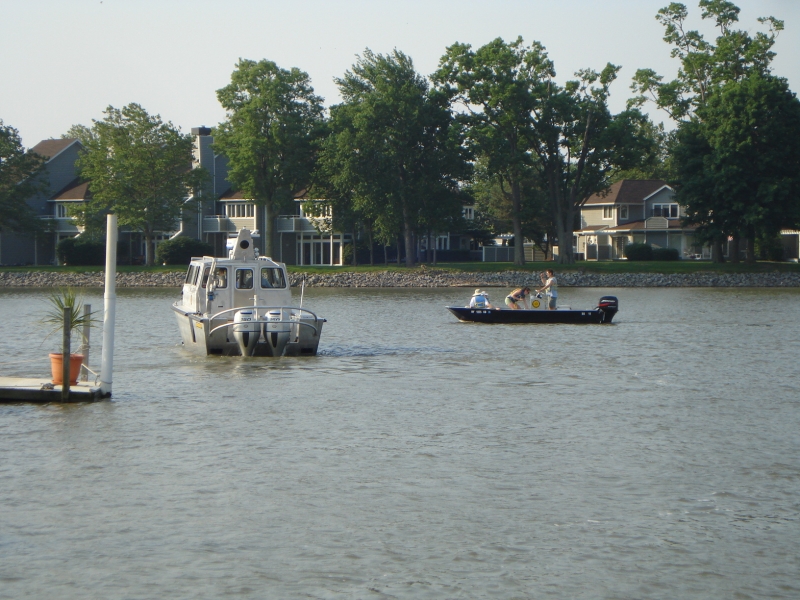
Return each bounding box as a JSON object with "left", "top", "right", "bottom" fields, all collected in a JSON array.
[
  {"left": 261, "top": 267, "right": 286, "bottom": 288},
  {"left": 235, "top": 268, "right": 254, "bottom": 290}
]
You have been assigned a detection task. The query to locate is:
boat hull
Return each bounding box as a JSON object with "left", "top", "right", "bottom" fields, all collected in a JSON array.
[
  {"left": 447, "top": 296, "right": 618, "bottom": 324},
  {"left": 172, "top": 304, "right": 325, "bottom": 356}
]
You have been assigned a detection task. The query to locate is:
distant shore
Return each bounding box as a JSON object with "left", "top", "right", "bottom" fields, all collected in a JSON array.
[{"left": 2, "top": 270, "right": 799, "bottom": 288}]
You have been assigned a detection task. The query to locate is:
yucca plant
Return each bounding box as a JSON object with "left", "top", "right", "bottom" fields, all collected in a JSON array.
[{"left": 43, "top": 287, "right": 99, "bottom": 351}]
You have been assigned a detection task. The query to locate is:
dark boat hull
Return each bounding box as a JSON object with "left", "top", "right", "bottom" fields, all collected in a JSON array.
[{"left": 447, "top": 296, "right": 618, "bottom": 324}]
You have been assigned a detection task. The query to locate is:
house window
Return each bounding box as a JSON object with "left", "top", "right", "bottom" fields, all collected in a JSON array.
[
  {"left": 603, "top": 206, "right": 613, "bottom": 219},
  {"left": 619, "top": 205, "right": 628, "bottom": 220},
  {"left": 462, "top": 206, "right": 474, "bottom": 220},
  {"left": 225, "top": 203, "right": 255, "bottom": 218},
  {"left": 56, "top": 203, "right": 68, "bottom": 218},
  {"left": 652, "top": 204, "right": 679, "bottom": 218}
]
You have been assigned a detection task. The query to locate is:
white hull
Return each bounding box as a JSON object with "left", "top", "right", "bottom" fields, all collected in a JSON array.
[{"left": 173, "top": 304, "right": 324, "bottom": 356}]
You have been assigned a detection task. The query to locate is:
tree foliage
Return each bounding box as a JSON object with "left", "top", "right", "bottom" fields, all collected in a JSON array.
[
  {"left": 0, "top": 120, "right": 46, "bottom": 234},
  {"left": 634, "top": 1, "right": 795, "bottom": 262},
  {"left": 318, "top": 49, "right": 468, "bottom": 267},
  {"left": 73, "top": 104, "right": 207, "bottom": 265},
  {"left": 436, "top": 37, "right": 655, "bottom": 264},
  {"left": 214, "top": 59, "right": 325, "bottom": 258}
]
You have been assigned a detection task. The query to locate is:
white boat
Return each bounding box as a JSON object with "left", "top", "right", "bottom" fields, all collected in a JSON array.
[{"left": 172, "top": 229, "right": 325, "bottom": 357}]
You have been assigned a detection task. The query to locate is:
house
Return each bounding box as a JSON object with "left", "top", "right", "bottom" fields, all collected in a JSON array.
[
  {"left": 184, "top": 127, "right": 349, "bottom": 265},
  {"left": 575, "top": 180, "right": 704, "bottom": 260},
  {"left": 0, "top": 138, "right": 85, "bottom": 265}
]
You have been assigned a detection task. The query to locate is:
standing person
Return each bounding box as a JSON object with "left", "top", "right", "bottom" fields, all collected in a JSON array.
[
  {"left": 505, "top": 286, "right": 531, "bottom": 310},
  {"left": 469, "top": 289, "right": 492, "bottom": 309},
  {"left": 537, "top": 269, "right": 558, "bottom": 310}
]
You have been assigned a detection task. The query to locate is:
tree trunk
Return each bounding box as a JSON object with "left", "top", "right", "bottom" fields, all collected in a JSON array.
[
  {"left": 367, "top": 224, "right": 374, "bottom": 266},
  {"left": 712, "top": 236, "right": 726, "bottom": 263},
  {"left": 511, "top": 179, "right": 525, "bottom": 266},
  {"left": 144, "top": 228, "right": 154, "bottom": 266},
  {"left": 351, "top": 223, "right": 358, "bottom": 266},
  {"left": 745, "top": 233, "right": 756, "bottom": 263},
  {"left": 729, "top": 234, "right": 740, "bottom": 264},
  {"left": 396, "top": 238, "right": 401, "bottom": 265}
]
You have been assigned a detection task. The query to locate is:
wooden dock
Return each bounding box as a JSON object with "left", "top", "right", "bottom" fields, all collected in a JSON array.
[{"left": 0, "top": 377, "right": 106, "bottom": 403}]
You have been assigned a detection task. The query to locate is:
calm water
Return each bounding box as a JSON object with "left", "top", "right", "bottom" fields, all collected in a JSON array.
[{"left": 1, "top": 286, "right": 799, "bottom": 599}]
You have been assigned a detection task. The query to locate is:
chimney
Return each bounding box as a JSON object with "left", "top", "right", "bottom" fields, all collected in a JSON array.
[{"left": 191, "top": 126, "right": 211, "bottom": 136}]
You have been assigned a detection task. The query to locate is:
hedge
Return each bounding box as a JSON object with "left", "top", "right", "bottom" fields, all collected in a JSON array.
[{"left": 156, "top": 237, "right": 214, "bottom": 265}]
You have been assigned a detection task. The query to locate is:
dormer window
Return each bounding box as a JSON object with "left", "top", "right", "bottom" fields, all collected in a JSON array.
[
  {"left": 603, "top": 206, "right": 613, "bottom": 219},
  {"left": 653, "top": 203, "right": 679, "bottom": 218}
]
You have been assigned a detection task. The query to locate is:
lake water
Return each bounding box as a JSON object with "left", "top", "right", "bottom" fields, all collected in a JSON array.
[{"left": 1, "top": 286, "right": 799, "bottom": 599}]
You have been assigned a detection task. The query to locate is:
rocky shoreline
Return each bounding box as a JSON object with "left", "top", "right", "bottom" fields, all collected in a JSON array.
[{"left": 1, "top": 269, "right": 799, "bottom": 288}]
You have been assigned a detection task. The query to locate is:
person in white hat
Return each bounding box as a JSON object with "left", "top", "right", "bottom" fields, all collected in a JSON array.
[{"left": 469, "top": 289, "right": 492, "bottom": 309}]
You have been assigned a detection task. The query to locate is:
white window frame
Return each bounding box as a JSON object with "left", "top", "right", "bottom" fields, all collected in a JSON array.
[
  {"left": 602, "top": 206, "right": 614, "bottom": 219},
  {"left": 56, "top": 203, "right": 68, "bottom": 218},
  {"left": 619, "top": 205, "right": 628, "bottom": 220},
  {"left": 225, "top": 203, "right": 255, "bottom": 218},
  {"left": 652, "top": 203, "right": 679, "bottom": 219}
]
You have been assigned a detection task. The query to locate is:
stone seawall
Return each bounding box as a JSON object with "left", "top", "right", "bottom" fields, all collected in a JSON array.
[{"left": 1, "top": 269, "right": 799, "bottom": 288}]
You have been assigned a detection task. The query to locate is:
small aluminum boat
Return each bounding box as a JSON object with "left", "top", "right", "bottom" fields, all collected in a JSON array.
[{"left": 447, "top": 296, "right": 618, "bottom": 324}]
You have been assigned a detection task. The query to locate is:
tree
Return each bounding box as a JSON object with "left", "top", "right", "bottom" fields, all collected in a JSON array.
[
  {"left": 631, "top": 1, "right": 788, "bottom": 261},
  {"left": 73, "top": 104, "right": 206, "bottom": 266},
  {"left": 214, "top": 59, "right": 325, "bottom": 258},
  {"left": 319, "top": 49, "right": 467, "bottom": 267},
  {"left": 0, "top": 120, "right": 45, "bottom": 234},
  {"left": 676, "top": 73, "right": 800, "bottom": 260},
  {"left": 437, "top": 37, "right": 654, "bottom": 264}
]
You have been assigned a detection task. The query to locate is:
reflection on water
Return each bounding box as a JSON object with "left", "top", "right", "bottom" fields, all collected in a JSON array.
[{"left": 1, "top": 286, "right": 799, "bottom": 598}]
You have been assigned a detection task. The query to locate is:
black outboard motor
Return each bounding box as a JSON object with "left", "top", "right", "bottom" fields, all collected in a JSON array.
[{"left": 597, "top": 296, "right": 619, "bottom": 323}]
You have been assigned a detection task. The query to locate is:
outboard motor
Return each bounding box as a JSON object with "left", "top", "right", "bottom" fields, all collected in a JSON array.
[
  {"left": 261, "top": 309, "right": 291, "bottom": 357},
  {"left": 233, "top": 309, "right": 260, "bottom": 356},
  {"left": 597, "top": 296, "right": 619, "bottom": 323}
]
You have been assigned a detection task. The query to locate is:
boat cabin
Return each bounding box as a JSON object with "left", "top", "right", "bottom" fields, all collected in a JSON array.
[{"left": 180, "top": 229, "right": 292, "bottom": 315}]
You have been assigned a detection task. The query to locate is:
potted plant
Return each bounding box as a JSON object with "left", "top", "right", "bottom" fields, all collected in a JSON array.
[{"left": 43, "top": 287, "right": 98, "bottom": 385}]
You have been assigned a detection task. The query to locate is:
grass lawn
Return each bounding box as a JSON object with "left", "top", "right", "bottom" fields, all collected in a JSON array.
[{"left": 3, "top": 261, "right": 798, "bottom": 275}]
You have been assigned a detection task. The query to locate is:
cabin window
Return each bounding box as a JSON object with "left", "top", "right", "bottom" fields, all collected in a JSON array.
[
  {"left": 235, "top": 268, "right": 254, "bottom": 290},
  {"left": 260, "top": 267, "right": 286, "bottom": 288},
  {"left": 215, "top": 267, "right": 228, "bottom": 289},
  {"left": 185, "top": 265, "right": 198, "bottom": 285},
  {"left": 201, "top": 266, "right": 210, "bottom": 288},
  {"left": 603, "top": 206, "right": 613, "bottom": 219}
]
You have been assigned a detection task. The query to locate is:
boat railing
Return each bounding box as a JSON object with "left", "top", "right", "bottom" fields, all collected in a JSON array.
[{"left": 207, "top": 306, "right": 323, "bottom": 337}]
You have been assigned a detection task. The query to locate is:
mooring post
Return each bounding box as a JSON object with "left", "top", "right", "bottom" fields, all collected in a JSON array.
[
  {"left": 61, "top": 306, "right": 71, "bottom": 401},
  {"left": 100, "top": 214, "right": 118, "bottom": 397},
  {"left": 81, "top": 304, "right": 91, "bottom": 382}
]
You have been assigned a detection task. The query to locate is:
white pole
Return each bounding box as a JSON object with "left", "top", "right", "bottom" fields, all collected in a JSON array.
[{"left": 100, "top": 214, "right": 118, "bottom": 396}]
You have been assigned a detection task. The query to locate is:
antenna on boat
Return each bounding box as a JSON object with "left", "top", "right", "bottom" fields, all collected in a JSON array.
[{"left": 300, "top": 277, "right": 306, "bottom": 309}]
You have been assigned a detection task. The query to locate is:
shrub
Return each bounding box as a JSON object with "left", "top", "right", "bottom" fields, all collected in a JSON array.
[
  {"left": 57, "top": 236, "right": 106, "bottom": 266},
  {"left": 156, "top": 236, "right": 213, "bottom": 265},
  {"left": 624, "top": 242, "right": 653, "bottom": 261},
  {"left": 652, "top": 247, "right": 680, "bottom": 261}
]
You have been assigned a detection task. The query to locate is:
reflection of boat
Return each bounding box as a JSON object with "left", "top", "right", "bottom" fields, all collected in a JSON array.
[
  {"left": 172, "top": 229, "right": 325, "bottom": 356},
  {"left": 447, "top": 296, "right": 618, "bottom": 324}
]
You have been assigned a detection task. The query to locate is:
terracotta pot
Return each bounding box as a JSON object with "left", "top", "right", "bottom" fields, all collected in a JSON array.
[{"left": 49, "top": 353, "right": 84, "bottom": 385}]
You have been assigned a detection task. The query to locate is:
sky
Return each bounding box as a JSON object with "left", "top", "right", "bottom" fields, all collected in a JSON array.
[{"left": 3, "top": 0, "right": 799, "bottom": 148}]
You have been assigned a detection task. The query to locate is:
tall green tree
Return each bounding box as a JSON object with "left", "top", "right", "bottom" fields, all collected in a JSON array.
[
  {"left": 437, "top": 37, "right": 653, "bottom": 264},
  {"left": 631, "top": 1, "right": 787, "bottom": 261},
  {"left": 214, "top": 59, "right": 325, "bottom": 258},
  {"left": 676, "top": 73, "right": 800, "bottom": 259},
  {"left": 0, "top": 121, "right": 45, "bottom": 234},
  {"left": 319, "top": 49, "right": 467, "bottom": 267},
  {"left": 74, "top": 103, "right": 206, "bottom": 265}
]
